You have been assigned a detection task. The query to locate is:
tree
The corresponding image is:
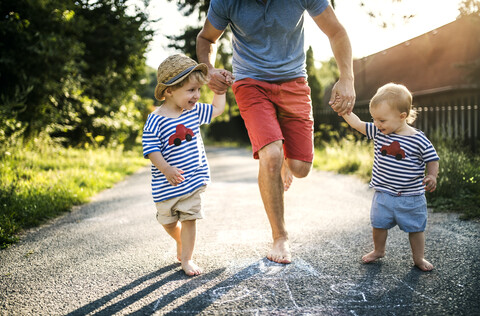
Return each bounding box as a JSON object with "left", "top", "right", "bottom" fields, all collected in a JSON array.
[
  {"left": 0, "top": 0, "right": 83, "bottom": 142},
  {"left": 0, "top": 0, "right": 154, "bottom": 147},
  {"left": 53, "top": 0, "right": 153, "bottom": 146},
  {"left": 306, "top": 46, "right": 323, "bottom": 115}
]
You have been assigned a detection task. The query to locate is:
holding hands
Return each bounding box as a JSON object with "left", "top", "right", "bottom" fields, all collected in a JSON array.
[
  {"left": 207, "top": 68, "right": 234, "bottom": 94},
  {"left": 329, "top": 77, "right": 356, "bottom": 116}
]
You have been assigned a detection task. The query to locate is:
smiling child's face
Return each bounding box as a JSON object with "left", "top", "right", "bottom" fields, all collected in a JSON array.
[
  {"left": 370, "top": 102, "right": 407, "bottom": 135},
  {"left": 166, "top": 77, "right": 203, "bottom": 111}
]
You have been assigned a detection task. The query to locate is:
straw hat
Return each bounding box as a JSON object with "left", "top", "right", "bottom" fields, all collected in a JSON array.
[{"left": 154, "top": 54, "right": 208, "bottom": 101}]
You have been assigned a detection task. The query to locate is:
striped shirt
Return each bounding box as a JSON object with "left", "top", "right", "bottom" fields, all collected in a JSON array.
[
  {"left": 142, "top": 103, "right": 213, "bottom": 202},
  {"left": 366, "top": 122, "right": 439, "bottom": 196}
]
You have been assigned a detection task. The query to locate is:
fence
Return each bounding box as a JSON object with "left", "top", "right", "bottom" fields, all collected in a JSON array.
[{"left": 313, "top": 88, "right": 480, "bottom": 152}]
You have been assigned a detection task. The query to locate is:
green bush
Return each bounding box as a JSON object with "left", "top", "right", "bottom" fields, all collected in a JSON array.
[
  {"left": 427, "top": 135, "right": 480, "bottom": 219},
  {"left": 0, "top": 137, "right": 148, "bottom": 248}
]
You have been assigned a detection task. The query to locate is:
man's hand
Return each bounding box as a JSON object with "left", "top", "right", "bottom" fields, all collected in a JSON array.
[
  {"left": 329, "top": 77, "right": 355, "bottom": 116},
  {"left": 208, "top": 68, "right": 234, "bottom": 94}
]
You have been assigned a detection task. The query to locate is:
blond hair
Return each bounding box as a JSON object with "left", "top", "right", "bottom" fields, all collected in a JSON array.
[
  {"left": 168, "top": 70, "right": 208, "bottom": 92},
  {"left": 369, "top": 83, "right": 417, "bottom": 124}
]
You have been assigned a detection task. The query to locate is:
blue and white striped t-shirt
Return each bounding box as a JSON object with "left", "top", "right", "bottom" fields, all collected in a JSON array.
[
  {"left": 365, "top": 122, "right": 439, "bottom": 196},
  {"left": 142, "top": 103, "right": 213, "bottom": 202}
]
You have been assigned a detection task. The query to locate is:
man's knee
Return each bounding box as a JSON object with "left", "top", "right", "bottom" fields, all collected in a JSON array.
[
  {"left": 258, "top": 141, "right": 284, "bottom": 172},
  {"left": 288, "top": 159, "right": 312, "bottom": 178}
]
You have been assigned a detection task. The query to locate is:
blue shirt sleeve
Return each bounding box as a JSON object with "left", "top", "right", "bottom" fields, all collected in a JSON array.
[
  {"left": 304, "top": 0, "right": 329, "bottom": 17},
  {"left": 142, "top": 129, "right": 161, "bottom": 159},
  {"left": 365, "top": 122, "right": 378, "bottom": 140},
  {"left": 422, "top": 140, "right": 440, "bottom": 163},
  {"left": 196, "top": 103, "right": 213, "bottom": 125},
  {"left": 207, "top": 0, "right": 229, "bottom": 31}
]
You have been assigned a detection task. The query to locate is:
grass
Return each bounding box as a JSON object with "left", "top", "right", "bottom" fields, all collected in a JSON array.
[
  {"left": 313, "top": 137, "right": 373, "bottom": 181},
  {"left": 313, "top": 130, "right": 480, "bottom": 220},
  {"left": 0, "top": 139, "right": 148, "bottom": 248}
]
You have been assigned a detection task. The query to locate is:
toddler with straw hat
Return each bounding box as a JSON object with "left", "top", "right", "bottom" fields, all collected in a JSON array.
[{"left": 142, "top": 54, "right": 228, "bottom": 276}]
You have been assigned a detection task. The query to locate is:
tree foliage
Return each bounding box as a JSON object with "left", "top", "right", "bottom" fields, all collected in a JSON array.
[
  {"left": 0, "top": 0, "right": 154, "bottom": 147},
  {"left": 306, "top": 46, "right": 323, "bottom": 108}
]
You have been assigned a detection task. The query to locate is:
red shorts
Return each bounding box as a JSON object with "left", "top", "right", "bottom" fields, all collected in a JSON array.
[{"left": 232, "top": 77, "right": 314, "bottom": 162}]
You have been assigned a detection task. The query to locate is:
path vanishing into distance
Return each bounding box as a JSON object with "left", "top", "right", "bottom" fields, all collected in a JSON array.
[{"left": 1, "top": 146, "right": 479, "bottom": 315}]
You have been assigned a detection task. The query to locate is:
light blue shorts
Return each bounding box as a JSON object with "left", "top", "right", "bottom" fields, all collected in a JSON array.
[{"left": 370, "top": 191, "right": 427, "bottom": 232}]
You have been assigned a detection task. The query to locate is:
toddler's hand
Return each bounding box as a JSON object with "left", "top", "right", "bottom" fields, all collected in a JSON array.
[
  {"left": 223, "top": 71, "right": 235, "bottom": 85},
  {"left": 163, "top": 166, "right": 185, "bottom": 186},
  {"left": 423, "top": 175, "right": 437, "bottom": 192}
]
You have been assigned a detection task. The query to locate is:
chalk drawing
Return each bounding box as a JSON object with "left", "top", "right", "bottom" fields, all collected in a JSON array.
[
  {"left": 394, "top": 276, "right": 438, "bottom": 303},
  {"left": 283, "top": 279, "right": 300, "bottom": 309},
  {"left": 212, "top": 285, "right": 255, "bottom": 305},
  {"left": 258, "top": 259, "right": 284, "bottom": 275},
  {"left": 330, "top": 282, "right": 367, "bottom": 303},
  {"left": 285, "top": 258, "right": 321, "bottom": 277}
]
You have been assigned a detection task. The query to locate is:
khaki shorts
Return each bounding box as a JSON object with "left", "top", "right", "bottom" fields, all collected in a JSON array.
[{"left": 155, "top": 186, "right": 206, "bottom": 225}]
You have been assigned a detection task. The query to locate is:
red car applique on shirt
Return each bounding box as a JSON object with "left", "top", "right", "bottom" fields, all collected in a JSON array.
[
  {"left": 380, "top": 141, "right": 405, "bottom": 160},
  {"left": 168, "top": 124, "right": 194, "bottom": 146}
]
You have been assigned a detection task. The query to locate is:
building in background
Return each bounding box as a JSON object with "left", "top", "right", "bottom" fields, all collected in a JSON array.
[{"left": 319, "top": 16, "right": 480, "bottom": 149}]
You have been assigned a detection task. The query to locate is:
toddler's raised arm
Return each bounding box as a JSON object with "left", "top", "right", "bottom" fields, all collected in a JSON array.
[
  {"left": 211, "top": 93, "right": 226, "bottom": 119},
  {"left": 342, "top": 112, "right": 367, "bottom": 136}
]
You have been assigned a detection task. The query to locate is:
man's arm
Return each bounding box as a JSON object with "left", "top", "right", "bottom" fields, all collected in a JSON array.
[
  {"left": 197, "top": 19, "right": 233, "bottom": 94},
  {"left": 312, "top": 5, "right": 355, "bottom": 116}
]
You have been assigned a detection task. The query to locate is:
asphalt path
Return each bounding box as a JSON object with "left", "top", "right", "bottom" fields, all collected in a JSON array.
[{"left": 1, "top": 146, "right": 479, "bottom": 315}]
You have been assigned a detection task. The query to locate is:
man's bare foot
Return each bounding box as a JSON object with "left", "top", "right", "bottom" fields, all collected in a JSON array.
[
  {"left": 267, "top": 238, "right": 291, "bottom": 264},
  {"left": 181, "top": 260, "right": 202, "bottom": 276},
  {"left": 414, "top": 258, "right": 434, "bottom": 271},
  {"left": 281, "top": 162, "right": 293, "bottom": 191},
  {"left": 361, "top": 250, "right": 385, "bottom": 263}
]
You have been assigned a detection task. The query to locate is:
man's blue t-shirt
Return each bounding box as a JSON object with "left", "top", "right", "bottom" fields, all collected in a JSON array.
[{"left": 207, "top": 0, "right": 329, "bottom": 82}]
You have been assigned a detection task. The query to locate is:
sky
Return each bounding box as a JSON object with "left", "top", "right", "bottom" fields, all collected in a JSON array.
[{"left": 142, "top": 0, "right": 463, "bottom": 68}]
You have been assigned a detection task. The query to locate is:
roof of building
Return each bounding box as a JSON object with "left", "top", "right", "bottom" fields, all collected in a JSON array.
[{"left": 353, "top": 15, "right": 480, "bottom": 104}]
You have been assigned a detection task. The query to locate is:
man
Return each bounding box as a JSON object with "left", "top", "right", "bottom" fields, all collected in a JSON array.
[{"left": 197, "top": 0, "right": 355, "bottom": 264}]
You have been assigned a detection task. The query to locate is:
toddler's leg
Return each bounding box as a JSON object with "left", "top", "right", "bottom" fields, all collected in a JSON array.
[
  {"left": 162, "top": 222, "right": 182, "bottom": 261},
  {"left": 180, "top": 220, "right": 202, "bottom": 276},
  {"left": 409, "top": 232, "right": 434, "bottom": 271},
  {"left": 362, "top": 228, "right": 387, "bottom": 263}
]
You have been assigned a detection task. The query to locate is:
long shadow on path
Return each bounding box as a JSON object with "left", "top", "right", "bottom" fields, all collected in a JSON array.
[{"left": 66, "top": 264, "right": 225, "bottom": 315}]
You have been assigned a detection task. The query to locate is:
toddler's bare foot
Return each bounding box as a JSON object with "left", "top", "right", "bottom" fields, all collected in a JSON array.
[
  {"left": 181, "top": 260, "right": 202, "bottom": 276},
  {"left": 414, "top": 258, "right": 434, "bottom": 271},
  {"left": 362, "top": 250, "right": 385, "bottom": 263},
  {"left": 267, "top": 238, "right": 291, "bottom": 264},
  {"left": 281, "top": 162, "right": 293, "bottom": 191}
]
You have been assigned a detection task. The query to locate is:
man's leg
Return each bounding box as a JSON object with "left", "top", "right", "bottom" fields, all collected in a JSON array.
[
  {"left": 282, "top": 158, "right": 312, "bottom": 191},
  {"left": 258, "top": 140, "right": 291, "bottom": 264}
]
